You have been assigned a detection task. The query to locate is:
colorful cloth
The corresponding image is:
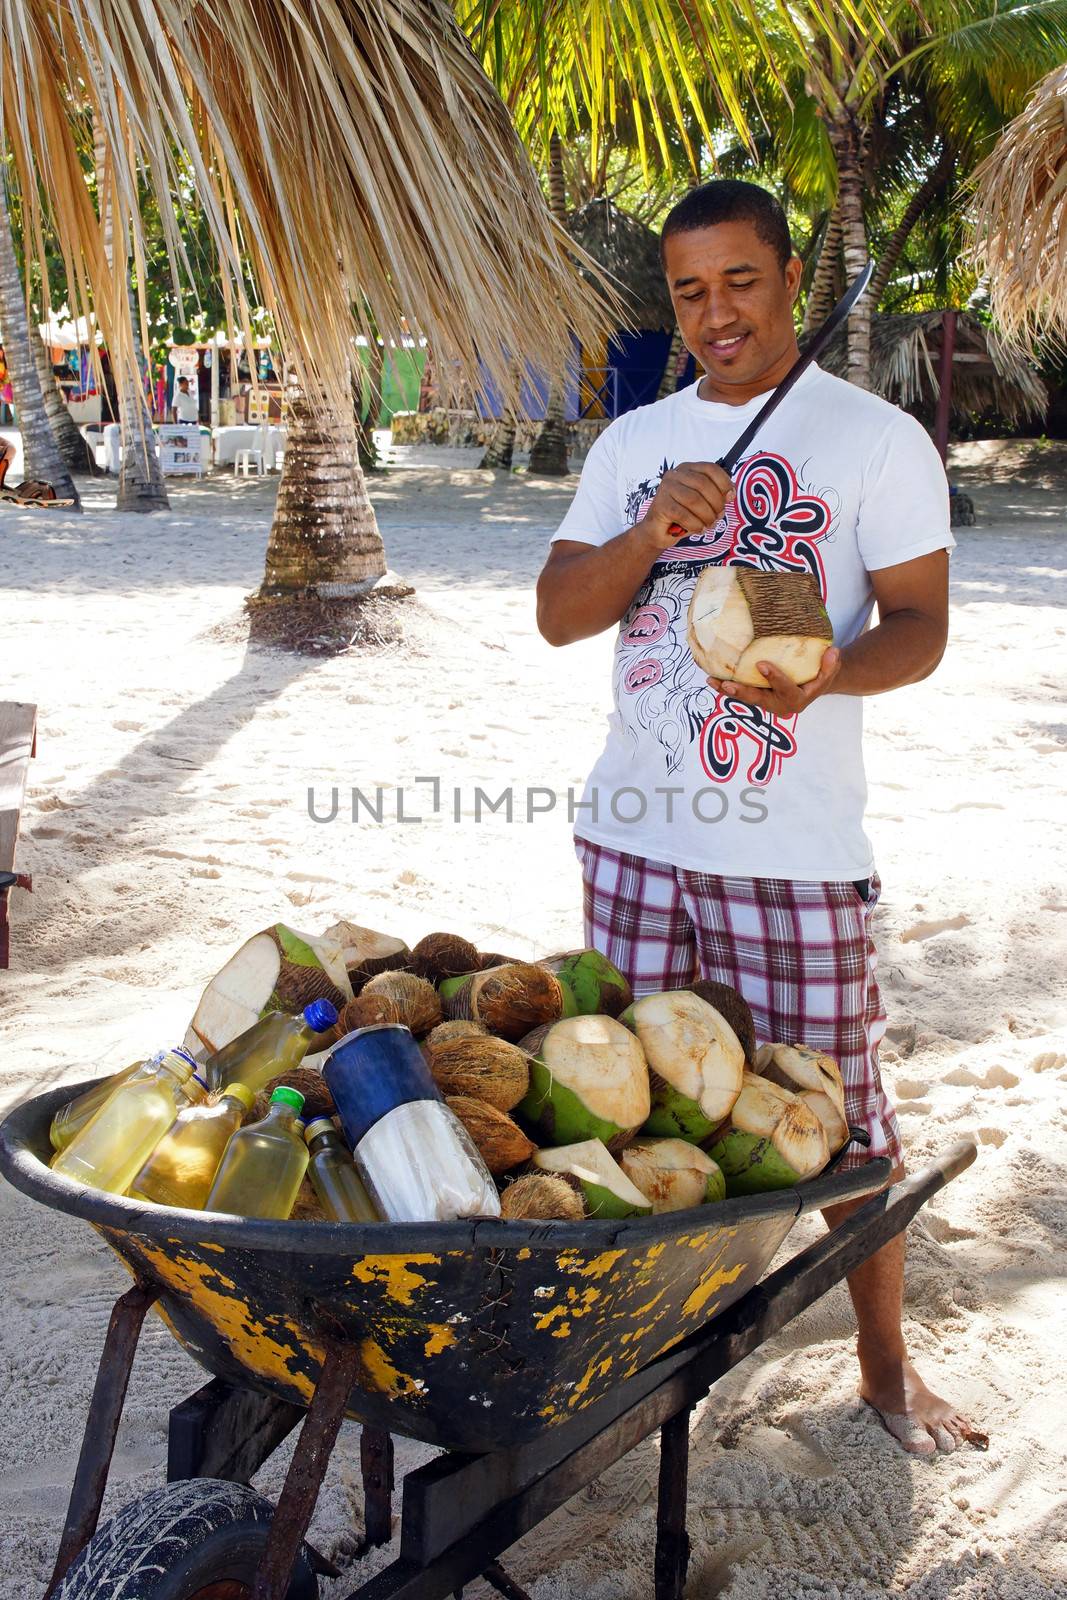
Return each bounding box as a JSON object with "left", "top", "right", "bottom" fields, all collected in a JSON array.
[{"left": 575, "top": 835, "right": 902, "bottom": 1172}]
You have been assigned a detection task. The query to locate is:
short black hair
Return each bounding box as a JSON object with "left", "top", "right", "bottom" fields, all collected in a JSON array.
[{"left": 661, "top": 180, "right": 793, "bottom": 271}]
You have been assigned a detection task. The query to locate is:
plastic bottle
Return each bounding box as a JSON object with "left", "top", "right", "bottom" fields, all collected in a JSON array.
[
  {"left": 50, "top": 1059, "right": 148, "bottom": 1153},
  {"left": 304, "top": 1118, "right": 378, "bottom": 1222},
  {"left": 202, "top": 1000, "right": 339, "bottom": 1095},
  {"left": 51, "top": 1049, "right": 197, "bottom": 1194},
  {"left": 323, "top": 1024, "right": 500, "bottom": 1223},
  {"left": 205, "top": 1087, "right": 309, "bottom": 1219},
  {"left": 129, "top": 1082, "right": 255, "bottom": 1209}
]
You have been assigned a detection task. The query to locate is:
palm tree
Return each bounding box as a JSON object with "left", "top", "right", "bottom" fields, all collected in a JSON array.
[
  {"left": 972, "top": 64, "right": 1067, "bottom": 344},
  {"left": 0, "top": 173, "right": 80, "bottom": 505}
]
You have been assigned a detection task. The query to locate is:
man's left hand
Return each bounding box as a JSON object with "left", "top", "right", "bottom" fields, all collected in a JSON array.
[{"left": 707, "top": 645, "right": 842, "bottom": 716}]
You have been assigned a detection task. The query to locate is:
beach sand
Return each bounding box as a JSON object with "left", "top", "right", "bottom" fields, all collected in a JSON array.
[{"left": 0, "top": 438, "right": 1064, "bottom": 1597}]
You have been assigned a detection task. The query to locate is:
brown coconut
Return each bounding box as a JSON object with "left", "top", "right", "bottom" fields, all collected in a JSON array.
[
  {"left": 445, "top": 962, "right": 565, "bottom": 1041},
  {"left": 426, "top": 1019, "right": 488, "bottom": 1048},
  {"left": 477, "top": 951, "right": 523, "bottom": 970},
  {"left": 426, "top": 1034, "right": 530, "bottom": 1112},
  {"left": 336, "top": 992, "right": 405, "bottom": 1035},
  {"left": 445, "top": 1095, "right": 536, "bottom": 1175},
  {"left": 687, "top": 567, "right": 833, "bottom": 688},
  {"left": 290, "top": 1178, "right": 329, "bottom": 1222},
  {"left": 689, "top": 979, "right": 758, "bottom": 1066},
  {"left": 360, "top": 970, "right": 442, "bottom": 1036},
  {"left": 411, "top": 932, "right": 482, "bottom": 983},
  {"left": 500, "top": 1172, "right": 584, "bottom": 1221},
  {"left": 252, "top": 1065, "right": 336, "bottom": 1124}
]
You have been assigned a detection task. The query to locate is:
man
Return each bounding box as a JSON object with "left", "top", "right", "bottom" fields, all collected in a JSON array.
[
  {"left": 536, "top": 179, "right": 980, "bottom": 1456},
  {"left": 171, "top": 375, "right": 199, "bottom": 424}
]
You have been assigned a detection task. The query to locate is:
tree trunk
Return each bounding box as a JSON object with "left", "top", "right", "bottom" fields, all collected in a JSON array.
[
  {"left": 801, "top": 204, "right": 843, "bottom": 336},
  {"left": 0, "top": 177, "right": 81, "bottom": 506},
  {"left": 827, "top": 114, "right": 870, "bottom": 390},
  {"left": 869, "top": 144, "right": 954, "bottom": 307},
  {"left": 528, "top": 134, "right": 570, "bottom": 476},
  {"left": 480, "top": 415, "right": 516, "bottom": 469},
  {"left": 656, "top": 323, "right": 688, "bottom": 400},
  {"left": 258, "top": 386, "right": 387, "bottom": 598},
  {"left": 32, "top": 335, "right": 96, "bottom": 474}
]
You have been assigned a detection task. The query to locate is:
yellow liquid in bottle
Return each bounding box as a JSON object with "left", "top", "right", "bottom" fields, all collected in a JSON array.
[
  {"left": 305, "top": 1122, "right": 378, "bottom": 1222},
  {"left": 205, "top": 1095, "right": 309, "bottom": 1219},
  {"left": 52, "top": 1054, "right": 195, "bottom": 1194},
  {"left": 50, "top": 1060, "right": 147, "bottom": 1152},
  {"left": 129, "top": 1084, "right": 254, "bottom": 1209},
  {"left": 206, "top": 1015, "right": 317, "bottom": 1096}
]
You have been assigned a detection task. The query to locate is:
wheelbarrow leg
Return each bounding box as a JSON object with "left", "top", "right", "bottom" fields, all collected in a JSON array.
[
  {"left": 361, "top": 1425, "right": 394, "bottom": 1548},
  {"left": 654, "top": 1406, "right": 692, "bottom": 1600},
  {"left": 45, "top": 1282, "right": 158, "bottom": 1598},
  {"left": 251, "top": 1338, "right": 363, "bottom": 1600}
]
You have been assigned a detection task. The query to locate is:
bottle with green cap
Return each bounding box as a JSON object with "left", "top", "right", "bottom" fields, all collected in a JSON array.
[
  {"left": 304, "top": 1119, "right": 378, "bottom": 1223},
  {"left": 51, "top": 1048, "right": 198, "bottom": 1194},
  {"left": 128, "top": 1080, "right": 255, "bottom": 1209},
  {"left": 202, "top": 1000, "right": 339, "bottom": 1097},
  {"left": 205, "top": 1086, "right": 310, "bottom": 1219}
]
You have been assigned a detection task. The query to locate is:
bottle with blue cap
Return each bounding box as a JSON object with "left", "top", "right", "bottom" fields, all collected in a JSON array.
[
  {"left": 323, "top": 1024, "right": 500, "bottom": 1222},
  {"left": 51, "top": 1048, "right": 198, "bottom": 1193},
  {"left": 203, "top": 998, "right": 338, "bottom": 1095}
]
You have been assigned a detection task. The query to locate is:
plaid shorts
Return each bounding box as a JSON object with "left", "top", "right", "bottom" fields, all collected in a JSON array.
[{"left": 574, "top": 836, "right": 901, "bottom": 1172}]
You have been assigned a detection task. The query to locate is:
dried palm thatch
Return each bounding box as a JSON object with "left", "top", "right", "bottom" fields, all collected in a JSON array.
[
  {"left": 566, "top": 198, "right": 675, "bottom": 333},
  {"left": 971, "top": 65, "right": 1067, "bottom": 347},
  {"left": 820, "top": 311, "right": 1047, "bottom": 425},
  {"left": 0, "top": 0, "right": 612, "bottom": 415}
]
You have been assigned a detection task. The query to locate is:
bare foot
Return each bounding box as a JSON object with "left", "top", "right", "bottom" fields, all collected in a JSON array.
[{"left": 859, "top": 1355, "right": 989, "bottom": 1456}]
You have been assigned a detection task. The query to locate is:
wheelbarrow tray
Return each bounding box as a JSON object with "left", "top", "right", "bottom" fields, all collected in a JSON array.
[{"left": 1, "top": 1081, "right": 876, "bottom": 1455}]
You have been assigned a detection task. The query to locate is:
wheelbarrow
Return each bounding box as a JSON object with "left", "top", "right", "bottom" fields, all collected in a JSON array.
[{"left": 0, "top": 1079, "right": 977, "bottom": 1600}]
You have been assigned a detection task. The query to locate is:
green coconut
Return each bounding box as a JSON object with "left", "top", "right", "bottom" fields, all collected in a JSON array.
[
  {"left": 619, "top": 1138, "right": 726, "bottom": 1212},
  {"left": 619, "top": 990, "right": 744, "bottom": 1143},
  {"left": 708, "top": 1072, "right": 829, "bottom": 1196},
  {"left": 539, "top": 950, "right": 633, "bottom": 1019},
  {"left": 533, "top": 1139, "right": 653, "bottom": 1219},
  {"left": 517, "top": 1014, "right": 650, "bottom": 1149},
  {"left": 184, "top": 923, "right": 351, "bottom": 1057}
]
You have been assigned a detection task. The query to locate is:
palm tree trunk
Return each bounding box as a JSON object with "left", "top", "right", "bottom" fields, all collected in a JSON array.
[
  {"left": 869, "top": 144, "right": 954, "bottom": 307},
  {"left": 656, "top": 324, "right": 688, "bottom": 400},
  {"left": 32, "top": 335, "right": 96, "bottom": 474},
  {"left": 480, "top": 414, "right": 517, "bottom": 468},
  {"left": 528, "top": 134, "right": 570, "bottom": 476},
  {"left": 258, "top": 385, "right": 387, "bottom": 598},
  {"left": 802, "top": 204, "right": 843, "bottom": 335},
  {"left": 0, "top": 177, "right": 80, "bottom": 506},
  {"left": 827, "top": 114, "right": 870, "bottom": 389}
]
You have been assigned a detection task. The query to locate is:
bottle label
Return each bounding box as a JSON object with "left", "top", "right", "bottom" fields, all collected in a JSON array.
[{"left": 323, "top": 1025, "right": 441, "bottom": 1149}]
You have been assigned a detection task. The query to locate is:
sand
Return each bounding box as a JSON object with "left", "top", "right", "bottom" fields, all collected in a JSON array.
[{"left": 0, "top": 436, "right": 1064, "bottom": 1597}]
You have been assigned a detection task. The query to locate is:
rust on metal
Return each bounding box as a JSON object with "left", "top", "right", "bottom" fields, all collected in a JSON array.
[
  {"left": 360, "top": 1425, "right": 395, "bottom": 1549},
  {"left": 44, "top": 1282, "right": 159, "bottom": 1598}
]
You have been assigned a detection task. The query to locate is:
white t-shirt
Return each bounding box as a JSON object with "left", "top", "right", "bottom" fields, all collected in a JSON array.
[
  {"left": 173, "top": 388, "right": 199, "bottom": 422},
  {"left": 551, "top": 364, "right": 953, "bottom": 882}
]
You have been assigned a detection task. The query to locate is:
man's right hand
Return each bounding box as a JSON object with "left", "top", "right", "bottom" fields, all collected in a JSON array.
[{"left": 640, "top": 461, "right": 734, "bottom": 549}]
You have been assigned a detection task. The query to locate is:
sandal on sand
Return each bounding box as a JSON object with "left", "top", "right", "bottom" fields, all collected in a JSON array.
[{"left": 0, "top": 479, "right": 74, "bottom": 507}]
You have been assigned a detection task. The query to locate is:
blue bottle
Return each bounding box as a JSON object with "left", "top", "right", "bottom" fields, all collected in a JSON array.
[{"left": 323, "top": 1024, "right": 500, "bottom": 1222}]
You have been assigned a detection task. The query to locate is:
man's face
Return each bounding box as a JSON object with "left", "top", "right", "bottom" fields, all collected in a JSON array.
[{"left": 663, "top": 219, "right": 802, "bottom": 395}]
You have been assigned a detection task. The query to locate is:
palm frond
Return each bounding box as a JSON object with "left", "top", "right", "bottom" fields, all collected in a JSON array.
[
  {"left": 971, "top": 64, "right": 1067, "bottom": 344},
  {"left": 1, "top": 0, "right": 614, "bottom": 413}
]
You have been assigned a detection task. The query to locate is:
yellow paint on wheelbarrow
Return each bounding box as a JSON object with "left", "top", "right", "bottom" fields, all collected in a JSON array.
[
  {"left": 683, "top": 1260, "right": 744, "bottom": 1318},
  {"left": 136, "top": 1238, "right": 318, "bottom": 1401},
  {"left": 422, "top": 1324, "right": 456, "bottom": 1358},
  {"left": 360, "top": 1337, "right": 426, "bottom": 1397},
  {"left": 351, "top": 1254, "right": 442, "bottom": 1306},
  {"left": 554, "top": 1248, "right": 625, "bottom": 1280}
]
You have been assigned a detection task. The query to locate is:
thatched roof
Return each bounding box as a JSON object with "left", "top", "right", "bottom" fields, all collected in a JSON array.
[
  {"left": 566, "top": 199, "right": 675, "bottom": 334},
  {"left": 819, "top": 311, "right": 1047, "bottom": 426},
  {"left": 972, "top": 65, "right": 1067, "bottom": 347}
]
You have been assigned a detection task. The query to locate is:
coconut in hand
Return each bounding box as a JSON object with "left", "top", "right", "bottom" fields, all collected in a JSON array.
[{"left": 323, "top": 1024, "right": 500, "bottom": 1222}]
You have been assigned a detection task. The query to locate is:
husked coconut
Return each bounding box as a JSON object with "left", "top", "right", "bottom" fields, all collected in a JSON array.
[
  {"left": 709, "top": 1071, "right": 829, "bottom": 1195},
  {"left": 253, "top": 1065, "right": 336, "bottom": 1123},
  {"left": 799, "top": 1088, "right": 850, "bottom": 1154},
  {"left": 534, "top": 1139, "right": 653, "bottom": 1218},
  {"left": 426, "top": 1019, "right": 488, "bottom": 1048},
  {"left": 337, "top": 993, "right": 405, "bottom": 1034},
  {"left": 500, "top": 1173, "right": 584, "bottom": 1221},
  {"left": 620, "top": 1138, "right": 726, "bottom": 1212},
  {"left": 477, "top": 951, "right": 522, "bottom": 970},
  {"left": 184, "top": 924, "right": 350, "bottom": 1057},
  {"left": 291, "top": 1177, "right": 330, "bottom": 1222},
  {"left": 444, "top": 962, "right": 564, "bottom": 1040},
  {"left": 361, "top": 970, "right": 442, "bottom": 1036},
  {"left": 620, "top": 991, "right": 744, "bottom": 1141},
  {"left": 426, "top": 1034, "right": 530, "bottom": 1111},
  {"left": 320, "top": 920, "right": 411, "bottom": 995},
  {"left": 687, "top": 567, "right": 832, "bottom": 688},
  {"left": 689, "top": 979, "right": 757, "bottom": 1065},
  {"left": 539, "top": 949, "right": 633, "bottom": 1018},
  {"left": 517, "top": 1014, "right": 650, "bottom": 1148},
  {"left": 755, "top": 1042, "right": 846, "bottom": 1119},
  {"left": 411, "top": 932, "right": 482, "bottom": 983},
  {"left": 445, "top": 1096, "right": 536, "bottom": 1175}
]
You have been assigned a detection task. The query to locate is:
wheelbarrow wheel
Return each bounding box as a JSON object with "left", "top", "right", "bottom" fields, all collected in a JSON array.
[{"left": 54, "top": 1478, "right": 319, "bottom": 1600}]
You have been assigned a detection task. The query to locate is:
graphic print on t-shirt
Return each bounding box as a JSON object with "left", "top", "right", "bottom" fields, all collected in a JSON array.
[{"left": 618, "top": 450, "right": 836, "bottom": 785}]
